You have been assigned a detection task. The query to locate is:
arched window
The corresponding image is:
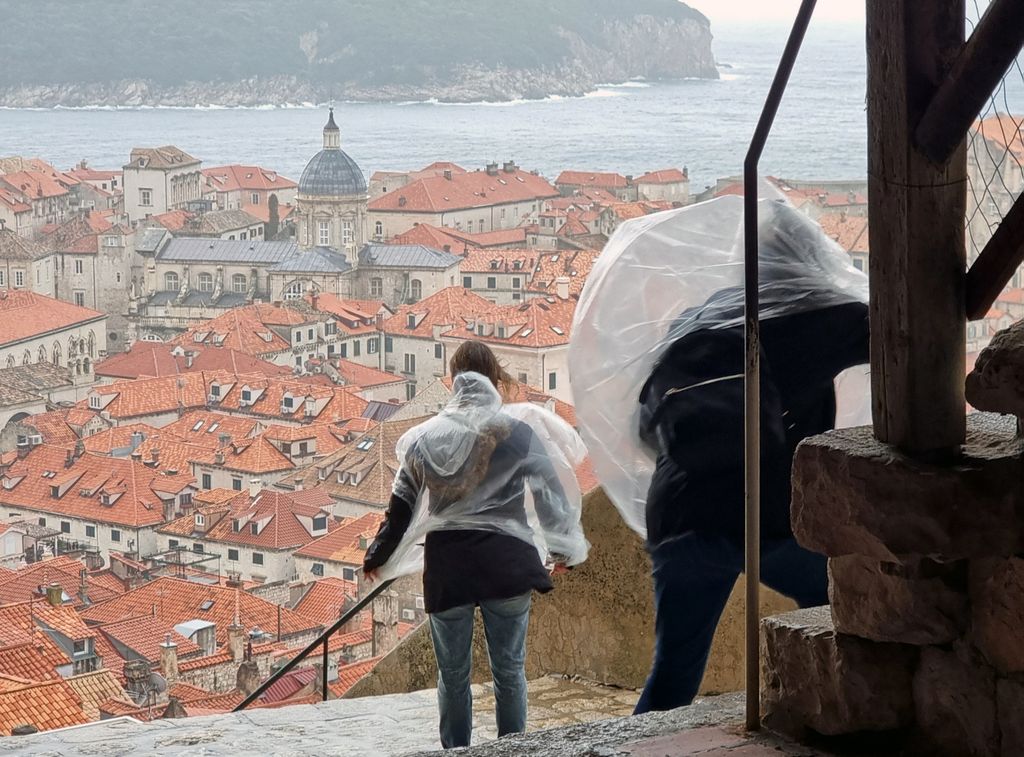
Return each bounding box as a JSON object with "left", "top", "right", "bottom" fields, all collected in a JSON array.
[
  {"left": 374, "top": 221, "right": 383, "bottom": 238},
  {"left": 52, "top": 342, "right": 61, "bottom": 365},
  {"left": 370, "top": 278, "right": 383, "bottom": 297},
  {"left": 197, "top": 273, "right": 214, "bottom": 292},
  {"left": 165, "top": 271, "right": 179, "bottom": 291},
  {"left": 410, "top": 279, "right": 422, "bottom": 302},
  {"left": 283, "top": 280, "right": 313, "bottom": 300},
  {"left": 82, "top": 358, "right": 91, "bottom": 375},
  {"left": 232, "top": 274, "right": 248, "bottom": 293},
  {"left": 38, "top": 345, "right": 47, "bottom": 363}
]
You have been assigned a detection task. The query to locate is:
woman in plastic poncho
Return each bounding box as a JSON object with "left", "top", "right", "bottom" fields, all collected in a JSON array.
[{"left": 362, "top": 340, "right": 588, "bottom": 749}]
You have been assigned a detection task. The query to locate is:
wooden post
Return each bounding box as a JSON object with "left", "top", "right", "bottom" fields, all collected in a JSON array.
[{"left": 867, "top": 0, "right": 967, "bottom": 454}]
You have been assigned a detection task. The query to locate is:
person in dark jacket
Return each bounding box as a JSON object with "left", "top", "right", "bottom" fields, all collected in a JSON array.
[
  {"left": 363, "top": 340, "right": 588, "bottom": 748},
  {"left": 632, "top": 232, "right": 870, "bottom": 713}
]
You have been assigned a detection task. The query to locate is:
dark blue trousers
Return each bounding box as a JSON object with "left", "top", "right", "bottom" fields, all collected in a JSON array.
[{"left": 633, "top": 531, "right": 828, "bottom": 714}]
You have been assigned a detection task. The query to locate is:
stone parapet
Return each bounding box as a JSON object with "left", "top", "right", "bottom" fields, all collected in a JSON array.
[
  {"left": 791, "top": 414, "right": 1023, "bottom": 562},
  {"left": 761, "top": 607, "right": 916, "bottom": 738}
]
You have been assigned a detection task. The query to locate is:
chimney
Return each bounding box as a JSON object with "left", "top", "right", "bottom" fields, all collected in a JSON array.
[
  {"left": 310, "top": 292, "right": 319, "bottom": 310},
  {"left": 502, "top": 160, "right": 517, "bottom": 174},
  {"left": 160, "top": 634, "right": 179, "bottom": 682},
  {"left": 236, "top": 660, "right": 261, "bottom": 696},
  {"left": 185, "top": 352, "right": 194, "bottom": 368},
  {"left": 294, "top": 477, "right": 304, "bottom": 491},
  {"left": 79, "top": 569, "right": 89, "bottom": 605},
  {"left": 151, "top": 448, "right": 161, "bottom": 465},
  {"left": 129, "top": 430, "right": 144, "bottom": 453},
  {"left": 16, "top": 441, "right": 30, "bottom": 459},
  {"left": 227, "top": 623, "right": 246, "bottom": 663},
  {"left": 555, "top": 276, "right": 570, "bottom": 301},
  {"left": 442, "top": 169, "right": 453, "bottom": 181},
  {"left": 249, "top": 478, "right": 262, "bottom": 497},
  {"left": 371, "top": 590, "right": 399, "bottom": 657},
  {"left": 124, "top": 659, "right": 150, "bottom": 701},
  {"left": 45, "top": 583, "right": 63, "bottom": 607}
]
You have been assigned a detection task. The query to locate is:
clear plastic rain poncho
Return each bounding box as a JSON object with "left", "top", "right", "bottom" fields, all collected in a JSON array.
[
  {"left": 375, "top": 371, "right": 590, "bottom": 581},
  {"left": 570, "top": 194, "right": 870, "bottom": 538}
]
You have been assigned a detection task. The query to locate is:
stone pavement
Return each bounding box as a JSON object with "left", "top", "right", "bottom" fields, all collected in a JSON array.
[{"left": 2, "top": 678, "right": 855, "bottom": 757}]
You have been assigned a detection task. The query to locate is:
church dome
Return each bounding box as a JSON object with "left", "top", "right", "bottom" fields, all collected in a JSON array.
[{"left": 298, "top": 109, "right": 368, "bottom": 196}]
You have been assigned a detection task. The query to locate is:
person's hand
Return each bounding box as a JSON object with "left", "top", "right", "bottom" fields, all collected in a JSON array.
[{"left": 550, "top": 563, "right": 569, "bottom": 576}]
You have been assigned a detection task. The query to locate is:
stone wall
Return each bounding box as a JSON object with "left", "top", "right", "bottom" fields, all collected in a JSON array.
[
  {"left": 346, "top": 487, "right": 794, "bottom": 698},
  {"left": 764, "top": 409, "right": 1024, "bottom": 755}
]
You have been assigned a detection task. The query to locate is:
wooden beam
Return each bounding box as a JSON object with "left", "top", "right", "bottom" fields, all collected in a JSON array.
[
  {"left": 966, "top": 194, "right": 1024, "bottom": 320},
  {"left": 915, "top": 0, "right": 1024, "bottom": 164},
  {"left": 868, "top": 0, "right": 967, "bottom": 454}
]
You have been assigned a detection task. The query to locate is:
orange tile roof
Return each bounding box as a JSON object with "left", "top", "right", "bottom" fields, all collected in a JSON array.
[
  {"left": 381, "top": 287, "right": 500, "bottom": 339},
  {"left": 0, "top": 641, "right": 66, "bottom": 682},
  {"left": 818, "top": 212, "right": 869, "bottom": 255},
  {"left": 0, "top": 558, "right": 125, "bottom": 608},
  {"left": 97, "top": 695, "right": 153, "bottom": 719},
  {"left": 168, "top": 681, "right": 216, "bottom": 702},
  {"left": 242, "top": 201, "right": 295, "bottom": 224},
  {"left": 99, "top": 615, "right": 202, "bottom": 662},
  {"left": 202, "top": 165, "right": 297, "bottom": 193},
  {"left": 449, "top": 296, "right": 576, "bottom": 348},
  {"left": 0, "top": 445, "right": 194, "bottom": 528},
  {"left": 15, "top": 409, "right": 86, "bottom": 448},
  {"left": 0, "top": 187, "right": 31, "bottom": 214},
  {"left": 149, "top": 209, "right": 194, "bottom": 231},
  {"left": 369, "top": 168, "right": 558, "bottom": 214},
  {"left": 636, "top": 168, "right": 688, "bottom": 184},
  {"left": 92, "top": 633, "right": 125, "bottom": 680},
  {"left": 0, "top": 170, "right": 69, "bottom": 200},
  {"left": 528, "top": 249, "right": 601, "bottom": 298},
  {"left": 80, "top": 577, "right": 321, "bottom": 644},
  {"left": 392, "top": 223, "right": 471, "bottom": 251},
  {"left": 289, "top": 415, "right": 426, "bottom": 510},
  {"left": 29, "top": 601, "right": 96, "bottom": 641},
  {"left": 555, "top": 170, "right": 628, "bottom": 189},
  {"left": 973, "top": 113, "right": 1024, "bottom": 161},
  {"left": 0, "top": 677, "right": 89, "bottom": 735},
  {"left": 292, "top": 578, "right": 358, "bottom": 625},
  {"left": 333, "top": 359, "right": 405, "bottom": 389},
  {"left": 64, "top": 669, "right": 128, "bottom": 720},
  {"left": 294, "top": 513, "right": 385, "bottom": 564},
  {"left": 0, "top": 289, "right": 105, "bottom": 348},
  {"left": 172, "top": 303, "right": 311, "bottom": 356},
  {"left": 328, "top": 656, "right": 382, "bottom": 698},
  {"left": 162, "top": 411, "right": 261, "bottom": 446},
  {"left": 558, "top": 216, "right": 590, "bottom": 237},
  {"left": 82, "top": 423, "right": 176, "bottom": 455},
  {"left": 96, "top": 342, "right": 292, "bottom": 381},
  {"left": 158, "top": 490, "right": 330, "bottom": 551},
  {"left": 459, "top": 248, "right": 537, "bottom": 274}
]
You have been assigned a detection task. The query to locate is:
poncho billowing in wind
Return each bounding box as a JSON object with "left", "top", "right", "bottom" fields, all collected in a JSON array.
[
  {"left": 569, "top": 195, "right": 871, "bottom": 539},
  {"left": 372, "top": 371, "right": 590, "bottom": 582}
]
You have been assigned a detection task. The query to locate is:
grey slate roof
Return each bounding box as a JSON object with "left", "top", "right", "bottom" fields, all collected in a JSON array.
[
  {"left": 357, "top": 243, "right": 461, "bottom": 270},
  {"left": 267, "top": 247, "right": 352, "bottom": 274},
  {"left": 192, "top": 209, "right": 262, "bottom": 235},
  {"left": 0, "top": 363, "right": 74, "bottom": 406},
  {"left": 147, "top": 291, "right": 251, "bottom": 308},
  {"left": 298, "top": 149, "right": 367, "bottom": 196},
  {"left": 135, "top": 227, "right": 171, "bottom": 254},
  {"left": 0, "top": 228, "right": 50, "bottom": 261},
  {"left": 157, "top": 238, "right": 299, "bottom": 264}
]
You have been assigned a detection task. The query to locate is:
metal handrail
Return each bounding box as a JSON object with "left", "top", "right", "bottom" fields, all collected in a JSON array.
[
  {"left": 742, "top": 0, "right": 818, "bottom": 732},
  {"left": 232, "top": 578, "right": 394, "bottom": 711}
]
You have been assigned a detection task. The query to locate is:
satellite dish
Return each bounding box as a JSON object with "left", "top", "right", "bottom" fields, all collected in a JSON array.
[{"left": 149, "top": 672, "right": 167, "bottom": 694}]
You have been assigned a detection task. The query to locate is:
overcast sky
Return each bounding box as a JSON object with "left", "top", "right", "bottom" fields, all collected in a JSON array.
[{"left": 686, "top": 0, "right": 865, "bottom": 23}]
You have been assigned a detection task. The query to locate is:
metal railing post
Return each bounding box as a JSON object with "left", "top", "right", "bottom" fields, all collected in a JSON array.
[
  {"left": 321, "top": 638, "right": 329, "bottom": 701},
  {"left": 233, "top": 578, "right": 394, "bottom": 711},
  {"left": 743, "top": 0, "right": 818, "bottom": 732}
]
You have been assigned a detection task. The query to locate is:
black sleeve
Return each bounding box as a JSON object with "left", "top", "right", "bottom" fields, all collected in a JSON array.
[{"left": 362, "top": 493, "right": 414, "bottom": 571}]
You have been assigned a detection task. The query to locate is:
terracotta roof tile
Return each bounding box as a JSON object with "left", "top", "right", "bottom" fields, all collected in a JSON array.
[
  {"left": 79, "top": 577, "right": 321, "bottom": 644},
  {"left": 555, "top": 170, "right": 628, "bottom": 189},
  {"left": 293, "top": 513, "right": 385, "bottom": 564},
  {"left": 333, "top": 359, "right": 405, "bottom": 389},
  {"left": 327, "top": 656, "right": 382, "bottom": 698},
  {"left": 202, "top": 165, "right": 297, "bottom": 193},
  {"left": 0, "top": 558, "right": 125, "bottom": 607},
  {"left": 381, "top": 287, "right": 500, "bottom": 339},
  {"left": 99, "top": 615, "right": 202, "bottom": 662},
  {"left": 96, "top": 341, "right": 291, "bottom": 381},
  {"left": 292, "top": 578, "right": 358, "bottom": 626},
  {"left": 635, "top": 168, "right": 688, "bottom": 184},
  {"left": 0, "top": 289, "right": 105, "bottom": 348},
  {"left": 528, "top": 249, "right": 600, "bottom": 298},
  {"left": 0, "top": 677, "right": 89, "bottom": 735},
  {"left": 64, "top": 669, "right": 127, "bottom": 720},
  {"left": 448, "top": 296, "right": 576, "bottom": 348},
  {"left": 818, "top": 212, "right": 870, "bottom": 255},
  {"left": 369, "top": 168, "right": 557, "bottom": 214}
]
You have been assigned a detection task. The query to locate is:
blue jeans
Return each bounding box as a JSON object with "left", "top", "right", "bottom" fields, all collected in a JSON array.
[
  {"left": 633, "top": 532, "right": 828, "bottom": 715},
  {"left": 428, "top": 593, "right": 532, "bottom": 749}
]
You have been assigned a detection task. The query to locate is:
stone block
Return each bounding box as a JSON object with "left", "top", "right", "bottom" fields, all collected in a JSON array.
[
  {"left": 966, "top": 319, "right": 1024, "bottom": 417},
  {"left": 829, "top": 555, "right": 968, "bottom": 645},
  {"left": 970, "top": 557, "right": 1024, "bottom": 674},
  {"left": 792, "top": 414, "right": 1023, "bottom": 562},
  {"left": 913, "top": 644, "right": 998, "bottom": 757},
  {"left": 998, "top": 678, "right": 1024, "bottom": 757},
  {"left": 761, "top": 606, "right": 916, "bottom": 738}
]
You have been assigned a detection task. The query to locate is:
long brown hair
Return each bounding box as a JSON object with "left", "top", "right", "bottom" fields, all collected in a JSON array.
[{"left": 449, "top": 340, "right": 516, "bottom": 399}]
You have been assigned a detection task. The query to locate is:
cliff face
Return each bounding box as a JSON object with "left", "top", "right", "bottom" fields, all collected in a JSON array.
[{"left": 0, "top": 15, "right": 716, "bottom": 107}]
